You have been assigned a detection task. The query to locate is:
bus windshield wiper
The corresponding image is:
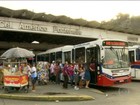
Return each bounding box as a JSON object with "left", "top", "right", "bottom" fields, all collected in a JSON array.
[{"left": 110, "top": 47, "right": 119, "bottom": 61}]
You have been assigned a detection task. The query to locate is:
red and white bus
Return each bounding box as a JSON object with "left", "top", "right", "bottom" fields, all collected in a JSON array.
[
  {"left": 129, "top": 45, "right": 140, "bottom": 80},
  {"left": 37, "top": 39, "right": 131, "bottom": 86}
]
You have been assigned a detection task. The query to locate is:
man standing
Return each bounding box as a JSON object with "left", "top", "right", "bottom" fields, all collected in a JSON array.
[{"left": 30, "top": 64, "right": 37, "bottom": 92}]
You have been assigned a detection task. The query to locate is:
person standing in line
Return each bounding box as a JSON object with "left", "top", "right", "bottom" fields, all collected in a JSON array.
[
  {"left": 54, "top": 62, "right": 61, "bottom": 84},
  {"left": 78, "top": 63, "right": 85, "bottom": 88},
  {"left": 62, "top": 61, "right": 69, "bottom": 89},
  {"left": 49, "top": 61, "right": 55, "bottom": 83},
  {"left": 73, "top": 62, "right": 80, "bottom": 90},
  {"left": 24, "top": 63, "right": 31, "bottom": 89},
  {"left": 68, "top": 63, "right": 74, "bottom": 86},
  {"left": 89, "top": 59, "right": 96, "bottom": 84},
  {"left": 59, "top": 61, "right": 63, "bottom": 83},
  {"left": 30, "top": 64, "right": 38, "bottom": 92},
  {"left": 84, "top": 63, "right": 91, "bottom": 88},
  {"left": 46, "top": 62, "right": 50, "bottom": 82}
]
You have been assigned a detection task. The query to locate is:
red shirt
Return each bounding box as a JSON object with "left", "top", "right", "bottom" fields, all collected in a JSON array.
[
  {"left": 68, "top": 65, "right": 74, "bottom": 76},
  {"left": 63, "top": 65, "right": 69, "bottom": 76},
  {"left": 54, "top": 65, "right": 61, "bottom": 75},
  {"left": 90, "top": 63, "right": 95, "bottom": 71}
]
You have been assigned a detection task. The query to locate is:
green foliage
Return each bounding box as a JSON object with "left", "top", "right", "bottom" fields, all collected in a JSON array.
[
  {"left": 100, "top": 13, "right": 140, "bottom": 35},
  {"left": 72, "top": 18, "right": 88, "bottom": 26},
  {"left": 86, "top": 21, "right": 100, "bottom": 28},
  {"left": 53, "top": 15, "right": 73, "bottom": 24},
  {"left": 0, "top": 7, "right": 13, "bottom": 17},
  {"left": 12, "top": 9, "right": 35, "bottom": 19}
]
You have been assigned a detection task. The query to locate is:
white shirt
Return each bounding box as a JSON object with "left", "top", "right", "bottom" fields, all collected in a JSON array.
[{"left": 31, "top": 66, "right": 37, "bottom": 78}]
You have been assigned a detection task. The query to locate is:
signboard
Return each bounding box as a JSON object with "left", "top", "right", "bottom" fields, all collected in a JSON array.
[
  {"left": 103, "top": 41, "right": 128, "bottom": 46},
  {"left": 0, "top": 17, "right": 82, "bottom": 36},
  {"left": 4, "top": 75, "right": 28, "bottom": 87}
]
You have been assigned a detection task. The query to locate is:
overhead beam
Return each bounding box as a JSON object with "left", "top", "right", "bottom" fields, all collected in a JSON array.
[{"left": 0, "top": 41, "right": 63, "bottom": 54}]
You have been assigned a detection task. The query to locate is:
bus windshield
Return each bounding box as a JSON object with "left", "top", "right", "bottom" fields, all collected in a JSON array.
[{"left": 103, "top": 48, "right": 129, "bottom": 69}]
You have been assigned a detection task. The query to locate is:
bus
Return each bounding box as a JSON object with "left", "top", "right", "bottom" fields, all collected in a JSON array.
[
  {"left": 129, "top": 45, "right": 140, "bottom": 80},
  {"left": 37, "top": 45, "right": 74, "bottom": 64},
  {"left": 37, "top": 39, "right": 131, "bottom": 86}
]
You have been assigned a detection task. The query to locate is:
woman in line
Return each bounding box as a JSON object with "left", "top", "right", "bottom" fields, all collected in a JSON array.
[
  {"left": 62, "top": 61, "right": 69, "bottom": 89},
  {"left": 68, "top": 63, "right": 74, "bottom": 86},
  {"left": 84, "top": 63, "right": 91, "bottom": 88},
  {"left": 54, "top": 62, "right": 61, "bottom": 84},
  {"left": 78, "top": 63, "right": 85, "bottom": 88}
]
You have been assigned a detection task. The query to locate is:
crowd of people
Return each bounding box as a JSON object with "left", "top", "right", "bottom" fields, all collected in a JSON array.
[
  {"left": 17, "top": 60, "right": 95, "bottom": 92},
  {"left": 0, "top": 57, "right": 95, "bottom": 92},
  {"left": 26, "top": 60, "right": 96, "bottom": 91}
]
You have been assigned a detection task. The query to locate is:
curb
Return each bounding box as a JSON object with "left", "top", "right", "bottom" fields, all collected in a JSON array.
[
  {"left": 89, "top": 89, "right": 105, "bottom": 95},
  {"left": 0, "top": 94, "right": 95, "bottom": 101}
]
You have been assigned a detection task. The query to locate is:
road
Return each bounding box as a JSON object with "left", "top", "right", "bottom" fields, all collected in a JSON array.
[{"left": 0, "top": 81, "right": 140, "bottom": 105}]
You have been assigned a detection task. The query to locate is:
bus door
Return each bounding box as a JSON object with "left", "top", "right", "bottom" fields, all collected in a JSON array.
[{"left": 86, "top": 46, "right": 100, "bottom": 84}]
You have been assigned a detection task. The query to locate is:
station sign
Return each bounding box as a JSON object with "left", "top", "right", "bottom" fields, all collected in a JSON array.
[{"left": 0, "top": 17, "right": 82, "bottom": 36}]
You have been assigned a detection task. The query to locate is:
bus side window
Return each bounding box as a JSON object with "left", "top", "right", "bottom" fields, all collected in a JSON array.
[
  {"left": 75, "top": 47, "right": 85, "bottom": 63},
  {"left": 136, "top": 49, "right": 140, "bottom": 61},
  {"left": 64, "top": 51, "right": 71, "bottom": 63},
  {"left": 129, "top": 51, "right": 135, "bottom": 63},
  {"left": 86, "top": 47, "right": 96, "bottom": 63}
]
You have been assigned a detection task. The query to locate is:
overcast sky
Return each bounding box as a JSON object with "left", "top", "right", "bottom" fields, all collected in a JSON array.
[{"left": 0, "top": 1, "right": 140, "bottom": 22}]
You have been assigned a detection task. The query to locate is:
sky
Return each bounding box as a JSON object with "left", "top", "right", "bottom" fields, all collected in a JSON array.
[{"left": 0, "top": 1, "right": 140, "bottom": 22}]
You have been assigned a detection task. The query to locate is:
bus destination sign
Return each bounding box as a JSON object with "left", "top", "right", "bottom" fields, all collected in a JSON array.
[{"left": 103, "top": 41, "right": 127, "bottom": 46}]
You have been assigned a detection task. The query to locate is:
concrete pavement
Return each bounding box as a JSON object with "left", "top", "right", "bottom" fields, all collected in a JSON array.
[{"left": 0, "top": 82, "right": 104, "bottom": 101}]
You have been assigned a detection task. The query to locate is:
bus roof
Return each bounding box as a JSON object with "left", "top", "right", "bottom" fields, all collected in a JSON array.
[
  {"left": 37, "top": 45, "right": 74, "bottom": 55},
  {"left": 62, "top": 45, "right": 74, "bottom": 52},
  {"left": 74, "top": 38, "right": 127, "bottom": 48},
  {"left": 129, "top": 45, "right": 140, "bottom": 51},
  {"left": 37, "top": 38, "right": 128, "bottom": 55}
]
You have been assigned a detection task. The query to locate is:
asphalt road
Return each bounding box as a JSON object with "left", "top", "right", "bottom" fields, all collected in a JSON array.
[{"left": 0, "top": 81, "right": 140, "bottom": 105}]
